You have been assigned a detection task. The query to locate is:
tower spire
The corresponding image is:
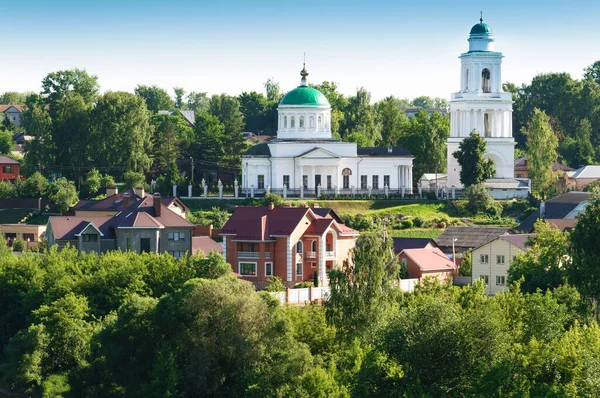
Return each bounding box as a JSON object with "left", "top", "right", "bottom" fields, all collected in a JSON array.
[
  {"left": 300, "top": 53, "right": 309, "bottom": 86},
  {"left": 480, "top": 11, "right": 483, "bottom": 23}
]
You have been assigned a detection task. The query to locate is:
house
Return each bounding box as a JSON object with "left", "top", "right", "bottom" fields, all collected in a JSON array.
[
  {"left": 514, "top": 191, "right": 590, "bottom": 232},
  {"left": 398, "top": 248, "right": 457, "bottom": 283},
  {"left": 0, "top": 156, "right": 20, "bottom": 182},
  {"left": 434, "top": 226, "right": 511, "bottom": 256},
  {"left": 46, "top": 193, "right": 195, "bottom": 256},
  {"left": 472, "top": 233, "right": 534, "bottom": 295},
  {"left": 392, "top": 237, "right": 437, "bottom": 254},
  {"left": 220, "top": 203, "right": 359, "bottom": 288},
  {"left": 514, "top": 157, "right": 573, "bottom": 179},
  {"left": 0, "top": 105, "right": 24, "bottom": 127},
  {"left": 1, "top": 224, "right": 46, "bottom": 250},
  {"left": 418, "top": 173, "right": 448, "bottom": 190},
  {"left": 565, "top": 166, "right": 600, "bottom": 190},
  {"left": 157, "top": 109, "right": 195, "bottom": 127},
  {"left": 72, "top": 187, "right": 188, "bottom": 218},
  {"left": 192, "top": 236, "right": 223, "bottom": 256}
]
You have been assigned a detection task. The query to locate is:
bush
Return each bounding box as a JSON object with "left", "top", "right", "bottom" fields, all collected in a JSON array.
[
  {"left": 465, "top": 183, "right": 499, "bottom": 216},
  {"left": 12, "top": 239, "right": 25, "bottom": 252},
  {"left": 413, "top": 216, "right": 425, "bottom": 228},
  {"left": 401, "top": 219, "right": 414, "bottom": 229},
  {"left": 264, "top": 276, "right": 286, "bottom": 292},
  {"left": 261, "top": 193, "right": 284, "bottom": 207},
  {"left": 293, "top": 281, "right": 313, "bottom": 289}
]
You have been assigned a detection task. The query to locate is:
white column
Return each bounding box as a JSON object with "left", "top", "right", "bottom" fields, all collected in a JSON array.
[
  {"left": 508, "top": 111, "right": 513, "bottom": 138},
  {"left": 404, "top": 167, "right": 408, "bottom": 188},
  {"left": 500, "top": 110, "right": 505, "bottom": 138},
  {"left": 479, "top": 109, "right": 485, "bottom": 136},
  {"left": 470, "top": 109, "right": 476, "bottom": 134},
  {"left": 408, "top": 166, "right": 413, "bottom": 193}
]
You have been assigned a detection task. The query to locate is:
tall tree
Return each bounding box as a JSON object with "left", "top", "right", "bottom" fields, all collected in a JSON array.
[
  {"left": 173, "top": 87, "right": 185, "bottom": 109},
  {"left": 453, "top": 131, "right": 495, "bottom": 187},
  {"left": 264, "top": 78, "right": 282, "bottom": 102},
  {"left": 411, "top": 95, "right": 434, "bottom": 108},
  {"left": 0, "top": 91, "right": 30, "bottom": 104},
  {"left": 524, "top": 108, "right": 558, "bottom": 196},
  {"left": 573, "top": 118, "right": 596, "bottom": 168},
  {"left": 41, "top": 69, "right": 99, "bottom": 113},
  {"left": 375, "top": 96, "right": 410, "bottom": 145},
  {"left": 344, "top": 87, "right": 381, "bottom": 145},
  {"left": 134, "top": 85, "right": 174, "bottom": 113},
  {"left": 583, "top": 60, "right": 600, "bottom": 84},
  {"left": 186, "top": 91, "right": 209, "bottom": 115},
  {"left": 91, "top": 92, "right": 153, "bottom": 174},
  {"left": 188, "top": 113, "right": 226, "bottom": 167},
  {"left": 238, "top": 91, "right": 268, "bottom": 133},
  {"left": 208, "top": 94, "right": 246, "bottom": 172},
  {"left": 150, "top": 113, "right": 193, "bottom": 173},
  {"left": 22, "top": 94, "right": 54, "bottom": 176}
]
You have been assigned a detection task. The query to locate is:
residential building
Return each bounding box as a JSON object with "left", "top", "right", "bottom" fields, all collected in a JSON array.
[
  {"left": 0, "top": 105, "right": 24, "bottom": 127},
  {"left": 46, "top": 193, "right": 195, "bottom": 255},
  {"left": 0, "top": 156, "right": 20, "bottom": 182},
  {"left": 418, "top": 173, "right": 447, "bottom": 190},
  {"left": 242, "top": 66, "right": 414, "bottom": 195},
  {"left": 1, "top": 224, "right": 46, "bottom": 250},
  {"left": 514, "top": 157, "right": 573, "bottom": 179},
  {"left": 514, "top": 191, "right": 590, "bottom": 232},
  {"left": 192, "top": 236, "right": 223, "bottom": 256},
  {"left": 398, "top": 248, "right": 457, "bottom": 283},
  {"left": 220, "top": 203, "right": 359, "bottom": 287},
  {"left": 157, "top": 109, "right": 195, "bottom": 127},
  {"left": 472, "top": 233, "right": 534, "bottom": 294},
  {"left": 445, "top": 18, "right": 529, "bottom": 198},
  {"left": 565, "top": 166, "right": 600, "bottom": 190},
  {"left": 434, "top": 226, "right": 511, "bottom": 256},
  {"left": 392, "top": 237, "right": 437, "bottom": 254}
]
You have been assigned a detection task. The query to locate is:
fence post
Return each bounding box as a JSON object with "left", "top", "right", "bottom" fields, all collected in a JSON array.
[
  {"left": 187, "top": 184, "right": 192, "bottom": 198},
  {"left": 300, "top": 185, "right": 304, "bottom": 199},
  {"left": 402, "top": 186, "right": 405, "bottom": 199},
  {"left": 172, "top": 184, "right": 177, "bottom": 197},
  {"left": 317, "top": 184, "right": 321, "bottom": 198},
  {"left": 286, "top": 287, "right": 291, "bottom": 305},
  {"left": 309, "top": 285, "right": 314, "bottom": 302},
  {"left": 283, "top": 185, "right": 287, "bottom": 199},
  {"left": 234, "top": 179, "right": 239, "bottom": 199},
  {"left": 251, "top": 185, "right": 255, "bottom": 198},
  {"left": 385, "top": 184, "right": 389, "bottom": 199},
  {"left": 218, "top": 180, "right": 223, "bottom": 199}
]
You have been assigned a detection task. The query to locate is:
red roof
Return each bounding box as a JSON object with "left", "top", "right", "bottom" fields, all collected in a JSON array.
[
  {"left": 0, "top": 155, "right": 20, "bottom": 165},
  {"left": 304, "top": 218, "right": 334, "bottom": 236},
  {"left": 192, "top": 236, "right": 223, "bottom": 255},
  {"left": 73, "top": 188, "right": 188, "bottom": 214},
  {"left": 48, "top": 216, "right": 114, "bottom": 240},
  {"left": 402, "top": 248, "right": 457, "bottom": 272},
  {"left": 0, "top": 105, "right": 24, "bottom": 113}
]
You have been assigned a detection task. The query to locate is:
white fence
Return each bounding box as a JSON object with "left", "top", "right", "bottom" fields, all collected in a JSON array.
[
  {"left": 270, "top": 286, "right": 331, "bottom": 305},
  {"left": 399, "top": 278, "right": 419, "bottom": 293}
]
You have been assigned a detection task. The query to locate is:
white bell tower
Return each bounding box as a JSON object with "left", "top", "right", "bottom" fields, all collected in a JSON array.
[{"left": 447, "top": 16, "right": 514, "bottom": 188}]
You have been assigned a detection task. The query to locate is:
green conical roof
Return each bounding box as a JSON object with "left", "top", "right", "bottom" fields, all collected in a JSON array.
[
  {"left": 279, "top": 86, "right": 330, "bottom": 107},
  {"left": 470, "top": 18, "right": 492, "bottom": 35}
]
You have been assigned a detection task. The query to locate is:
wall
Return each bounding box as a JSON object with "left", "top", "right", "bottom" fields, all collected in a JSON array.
[
  {"left": 0, "top": 163, "right": 19, "bottom": 182},
  {"left": 116, "top": 228, "right": 160, "bottom": 254},
  {"left": 472, "top": 239, "right": 523, "bottom": 295},
  {"left": 159, "top": 228, "right": 193, "bottom": 254}
]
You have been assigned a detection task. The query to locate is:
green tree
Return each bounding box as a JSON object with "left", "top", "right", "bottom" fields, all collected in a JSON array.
[
  {"left": 22, "top": 94, "right": 54, "bottom": 176},
  {"left": 375, "top": 96, "right": 410, "bottom": 145},
  {"left": 411, "top": 95, "right": 434, "bottom": 108},
  {"left": 150, "top": 113, "right": 193, "bottom": 173},
  {"left": 173, "top": 87, "right": 185, "bottom": 109},
  {"left": 1, "top": 114, "right": 16, "bottom": 131},
  {"left": 0, "top": 91, "right": 29, "bottom": 104},
  {"left": 453, "top": 131, "right": 495, "bottom": 187},
  {"left": 343, "top": 88, "right": 382, "bottom": 145},
  {"left": 188, "top": 113, "right": 226, "bottom": 167},
  {"left": 186, "top": 91, "right": 209, "bottom": 115},
  {"left": 264, "top": 78, "right": 282, "bottom": 102},
  {"left": 573, "top": 118, "right": 595, "bottom": 168},
  {"left": 41, "top": 68, "right": 99, "bottom": 111},
  {"left": 122, "top": 171, "right": 146, "bottom": 190},
  {"left": 21, "top": 171, "right": 48, "bottom": 198},
  {"left": 0, "top": 129, "right": 15, "bottom": 154},
  {"left": 46, "top": 177, "right": 78, "bottom": 213},
  {"left": 134, "top": 85, "right": 174, "bottom": 113},
  {"left": 464, "top": 183, "right": 499, "bottom": 215},
  {"left": 239, "top": 91, "right": 268, "bottom": 133},
  {"left": 346, "top": 131, "right": 372, "bottom": 147},
  {"left": 91, "top": 91, "right": 153, "bottom": 174},
  {"left": 524, "top": 108, "right": 559, "bottom": 196},
  {"left": 583, "top": 60, "right": 600, "bottom": 84},
  {"left": 208, "top": 94, "right": 246, "bottom": 172}
]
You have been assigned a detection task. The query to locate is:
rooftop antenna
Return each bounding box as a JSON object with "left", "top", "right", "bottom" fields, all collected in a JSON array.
[{"left": 480, "top": 11, "right": 483, "bottom": 23}]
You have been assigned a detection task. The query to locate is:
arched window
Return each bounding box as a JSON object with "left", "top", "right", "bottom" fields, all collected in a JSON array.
[
  {"left": 296, "top": 241, "right": 303, "bottom": 254},
  {"left": 317, "top": 116, "right": 322, "bottom": 128},
  {"left": 284, "top": 116, "right": 287, "bottom": 128},
  {"left": 309, "top": 116, "right": 315, "bottom": 128},
  {"left": 299, "top": 116, "right": 305, "bottom": 128},
  {"left": 311, "top": 240, "right": 317, "bottom": 252},
  {"left": 465, "top": 69, "right": 469, "bottom": 91},
  {"left": 482, "top": 68, "right": 491, "bottom": 93},
  {"left": 291, "top": 116, "right": 295, "bottom": 128},
  {"left": 484, "top": 113, "right": 491, "bottom": 137}
]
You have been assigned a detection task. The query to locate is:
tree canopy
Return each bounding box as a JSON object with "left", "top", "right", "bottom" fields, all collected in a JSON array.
[{"left": 452, "top": 131, "right": 495, "bottom": 187}]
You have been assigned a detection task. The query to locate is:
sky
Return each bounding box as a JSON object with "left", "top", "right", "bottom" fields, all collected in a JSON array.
[{"left": 2, "top": 0, "right": 600, "bottom": 102}]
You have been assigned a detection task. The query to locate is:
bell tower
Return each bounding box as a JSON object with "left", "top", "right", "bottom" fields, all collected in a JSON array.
[{"left": 447, "top": 16, "right": 514, "bottom": 188}]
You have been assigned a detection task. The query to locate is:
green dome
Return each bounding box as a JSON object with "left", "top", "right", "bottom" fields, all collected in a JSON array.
[
  {"left": 470, "top": 21, "right": 492, "bottom": 35},
  {"left": 280, "top": 86, "right": 330, "bottom": 107}
]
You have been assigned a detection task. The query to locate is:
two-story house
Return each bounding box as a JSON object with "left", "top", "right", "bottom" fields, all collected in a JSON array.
[
  {"left": 220, "top": 203, "right": 359, "bottom": 288},
  {"left": 472, "top": 233, "right": 534, "bottom": 295},
  {"left": 46, "top": 193, "right": 195, "bottom": 256},
  {"left": 0, "top": 156, "right": 20, "bottom": 182}
]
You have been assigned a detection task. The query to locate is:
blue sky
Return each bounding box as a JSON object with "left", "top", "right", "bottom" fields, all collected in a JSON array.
[{"left": 2, "top": 0, "right": 600, "bottom": 101}]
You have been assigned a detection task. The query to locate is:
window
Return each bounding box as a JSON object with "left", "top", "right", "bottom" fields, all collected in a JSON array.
[
  {"left": 480, "top": 254, "right": 489, "bottom": 264},
  {"left": 343, "top": 175, "right": 350, "bottom": 189},
  {"left": 361, "top": 175, "right": 367, "bottom": 189},
  {"left": 401, "top": 258, "right": 407, "bottom": 267},
  {"left": 309, "top": 116, "right": 315, "bottom": 128},
  {"left": 299, "top": 116, "right": 305, "bottom": 128},
  {"left": 296, "top": 262, "right": 303, "bottom": 275},
  {"left": 248, "top": 243, "right": 255, "bottom": 252},
  {"left": 497, "top": 255, "right": 505, "bottom": 265},
  {"left": 480, "top": 275, "right": 489, "bottom": 284},
  {"left": 496, "top": 275, "right": 506, "bottom": 286},
  {"left": 302, "top": 175, "right": 308, "bottom": 189},
  {"left": 284, "top": 116, "right": 287, "bottom": 128},
  {"left": 327, "top": 175, "right": 331, "bottom": 189},
  {"left": 484, "top": 113, "right": 491, "bottom": 137},
  {"left": 372, "top": 175, "right": 379, "bottom": 190},
  {"left": 283, "top": 175, "right": 290, "bottom": 188},
  {"left": 465, "top": 68, "right": 469, "bottom": 91},
  {"left": 265, "top": 262, "right": 273, "bottom": 277},
  {"left": 3, "top": 166, "right": 14, "bottom": 173},
  {"left": 83, "top": 234, "right": 97, "bottom": 242},
  {"left": 317, "top": 116, "right": 322, "bottom": 128},
  {"left": 290, "top": 116, "right": 295, "bottom": 128},
  {"left": 239, "top": 262, "right": 257, "bottom": 276},
  {"left": 482, "top": 68, "right": 491, "bottom": 93},
  {"left": 384, "top": 175, "right": 390, "bottom": 188},
  {"left": 168, "top": 232, "right": 185, "bottom": 241},
  {"left": 311, "top": 262, "right": 317, "bottom": 268},
  {"left": 296, "top": 241, "right": 303, "bottom": 254},
  {"left": 23, "top": 233, "right": 34, "bottom": 242},
  {"left": 168, "top": 251, "right": 186, "bottom": 259},
  {"left": 311, "top": 240, "right": 317, "bottom": 252}
]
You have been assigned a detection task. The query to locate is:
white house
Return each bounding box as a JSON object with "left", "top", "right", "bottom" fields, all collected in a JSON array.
[
  {"left": 446, "top": 17, "right": 529, "bottom": 198},
  {"left": 242, "top": 65, "right": 414, "bottom": 195}
]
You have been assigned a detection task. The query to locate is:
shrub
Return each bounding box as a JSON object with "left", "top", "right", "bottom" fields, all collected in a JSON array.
[
  {"left": 261, "top": 193, "right": 284, "bottom": 207},
  {"left": 12, "top": 239, "right": 25, "bottom": 252},
  {"left": 465, "top": 183, "right": 497, "bottom": 216},
  {"left": 437, "top": 221, "right": 446, "bottom": 229},
  {"left": 293, "top": 281, "right": 313, "bottom": 289},
  {"left": 314, "top": 271, "right": 319, "bottom": 287},
  {"left": 401, "top": 219, "right": 414, "bottom": 229},
  {"left": 413, "top": 216, "right": 425, "bottom": 228},
  {"left": 264, "top": 276, "right": 286, "bottom": 292}
]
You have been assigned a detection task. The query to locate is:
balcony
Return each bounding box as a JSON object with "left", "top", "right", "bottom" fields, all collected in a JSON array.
[
  {"left": 306, "top": 251, "right": 317, "bottom": 259},
  {"left": 325, "top": 251, "right": 335, "bottom": 258},
  {"left": 238, "top": 251, "right": 271, "bottom": 259}
]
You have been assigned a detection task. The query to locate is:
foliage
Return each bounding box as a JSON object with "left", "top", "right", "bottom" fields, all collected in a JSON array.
[
  {"left": 264, "top": 276, "right": 286, "bottom": 292},
  {"left": 261, "top": 193, "right": 284, "bottom": 207},
  {"left": 12, "top": 239, "right": 25, "bottom": 252},
  {"left": 464, "top": 183, "right": 500, "bottom": 216},
  {"left": 45, "top": 178, "right": 78, "bottom": 213},
  {"left": 134, "top": 84, "right": 174, "bottom": 113},
  {"left": 453, "top": 131, "right": 495, "bottom": 187},
  {"left": 524, "top": 108, "right": 559, "bottom": 196},
  {"left": 459, "top": 250, "right": 472, "bottom": 276},
  {"left": 20, "top": 172, "right": 48, "bottom": 198},
  {"left": 122, "top": 171, "right": 146, "bottom": 190},
  {"left": 0, "top": 129, "right": 15, "bottom": 154},
  {"left": 187, "top": 207, "right": 230, "bottom": 228}
]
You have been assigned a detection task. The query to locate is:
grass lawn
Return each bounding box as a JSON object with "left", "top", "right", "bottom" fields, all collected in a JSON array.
[
  {"left": 26, "top": 214, "right": 50, "bottom": 225},
  {"left": 388, "top": 228, "right": 443, "bottom": 239},
  {"left": 181, "top": 199, "right": 251, "bottom": 212},
  {"left": 0, "top": 209, "right": 32, "bottom": 224},
  {"left": 315, "top": 200, "right": 456, "bottom": 218}
]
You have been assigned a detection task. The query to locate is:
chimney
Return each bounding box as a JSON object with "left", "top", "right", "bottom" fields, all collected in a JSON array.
[
  {"left": 123, "top": 192, "right": 130, "bottom": 207},
  {"left": 540, "top": 202, "right": 545, "bottom": 219},
  {"left": 387, "top": 145, "right": 393, "bottom": 154},
  {"left": 312, "top": 203, "right": 319, "bottom": 208},
  {"left": 153, "top": 193, "right": 161, "bottom": 217},
  {"left": 268, "top": 202, "right": 274, "bottom": 211},
  {"left": 106, "top": 186, "right": 118, "bottom": 197},
  {"left": 134, "top": 186, "right": 145, "bottom": 198}
]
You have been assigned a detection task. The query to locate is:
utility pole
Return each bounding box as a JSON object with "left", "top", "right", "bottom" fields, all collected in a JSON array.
[{"left": 190, "top": 157, "right": 194, "bottom": 184}]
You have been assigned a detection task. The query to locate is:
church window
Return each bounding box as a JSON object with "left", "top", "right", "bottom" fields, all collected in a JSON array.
[
  {"left": 343, "top": 175, "right": 350, "bottom": 189},
  {"left": 299, "top": 116, "right": 305, "bottom": 128},
  {"left": 284, "top": 116, "right": 287, "bottom": 128},
  {"left": 360, "top": 175, "right": 367, "bottom": 190},
  {"left": 465, "top": 69, "right": 469, "bottom": 91},
  {"left": 372, "top": 175, "right": 379, "bottom": 190},
  {"left": 384, "top": 175, "right": 390, "bottom": 187},
  {"left": 482, "top": 68, "right": 491, "bottom": 93},
  {"left": 283, "top": 175, "right": 289, "bottom": 188},
  {"left": 309, "top": 116, "right": 315, "bottom": 128},
  {"left": 484, "top": 113, "right": 491, "bottom": 137},
  {"left": 257, "top": 175, "right": 265, "bottom": 189},
  {"left": 318, "top": 116, "right": 322, "bottom": 128},
  {"left": 291, "top": 116, "right": 295, "bottom": 128}
]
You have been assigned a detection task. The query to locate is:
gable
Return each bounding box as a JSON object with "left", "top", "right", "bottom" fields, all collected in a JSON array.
[{"left": 298, "top": 147, "right": 341, "bottom": 159}]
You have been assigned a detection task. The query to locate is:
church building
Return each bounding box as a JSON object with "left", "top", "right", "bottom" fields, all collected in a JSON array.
[
  {"left": 446, "top": 17, "right": 529, "bottom": 198},
  {"left": 242, "top": 66, "right": 414, "bottom": 196}
]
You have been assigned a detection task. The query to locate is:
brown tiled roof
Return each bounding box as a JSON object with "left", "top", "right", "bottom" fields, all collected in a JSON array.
[
  {"left": 73, "top": 188, "right": 187, "bottom": 214},
  {"left": 221, "top": 206, "right": 310, "bottom": 240},
  {"left": 304, "top": 218, "right": 334, "bottom": 236},
  {"left": 48, "top": 216, "right": 114, "bottom": 240},
  {"left": 500, "top": 234, "right": 535, "bottom": 251},
  {"left": 515, "top": 157, "right": 573, "bottom": 172},
  {"left": 0, "top": 105, "right": 24, "bottom": 113},
  {"left": 192, "top": 236, "right": 223, "bottom": 255},
  {"left": 434, "top": 226, "right": 511, "bottom": 252},
  {"left": 0, "top": 155, "right": 20, "bottom": 165},
  {"left": 402, "top": 248, "right": 457, "bottom": 272}
]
